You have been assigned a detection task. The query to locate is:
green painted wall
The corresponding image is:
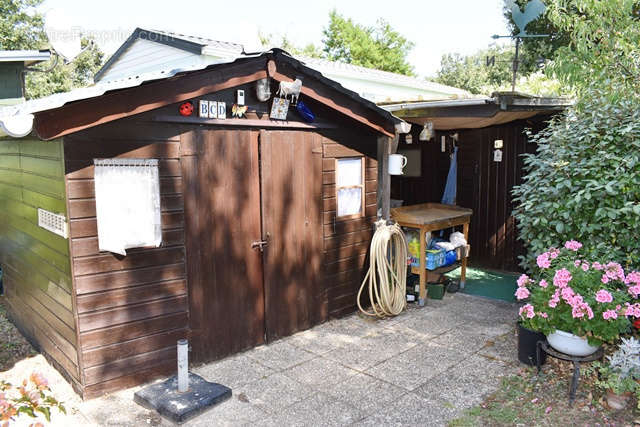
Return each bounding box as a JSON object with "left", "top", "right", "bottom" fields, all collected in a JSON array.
[{"left": 0, "top": 138, "right": 79, "bottom": 381}]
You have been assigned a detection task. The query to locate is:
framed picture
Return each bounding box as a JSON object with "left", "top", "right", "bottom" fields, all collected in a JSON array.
[{"left": 270, "top": 97, "right": 290, "bottom": 120}]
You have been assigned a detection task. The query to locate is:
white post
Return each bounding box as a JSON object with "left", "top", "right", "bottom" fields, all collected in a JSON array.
[{"left": 177, "top": 339, "right": 189, "bottom": 392}]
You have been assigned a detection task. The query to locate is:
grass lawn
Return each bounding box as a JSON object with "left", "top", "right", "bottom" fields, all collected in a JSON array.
[{"left": 450, "top": 356, "right": 638, "bottom": 426}]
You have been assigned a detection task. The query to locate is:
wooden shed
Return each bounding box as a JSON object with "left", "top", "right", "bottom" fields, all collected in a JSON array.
[
  {"left": 385, "top": 93, "right": 571, "bottom": 271},
  {"left": 0, "top": 49, "right": 404, "bottom": 398}
]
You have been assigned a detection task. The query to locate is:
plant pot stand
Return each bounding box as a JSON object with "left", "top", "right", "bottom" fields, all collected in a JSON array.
[{"left": 536, "top": 341, "right": 604, "bottom": 405}]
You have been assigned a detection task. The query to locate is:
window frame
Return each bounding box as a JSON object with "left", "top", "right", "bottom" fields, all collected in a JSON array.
[{"left": 335, "top": 156, "right": 366, "bottom": 220}]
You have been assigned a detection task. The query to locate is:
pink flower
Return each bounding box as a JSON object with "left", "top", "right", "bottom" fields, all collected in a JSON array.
[
  {"left": 605, "top": 262, "right": 625, "bottom": 281},
  {"left": 625, "top": 271, "right": 640, "bottom": 285},
  {"left": 581, "top": 263, "right": 589, "bottom": 272},
  {"left": 574, "top": 260, "right": 581, "bottom": 267},
  {"left": 539, "top": 312, "right": 548, "bottom": 318},
  {"left": 628, "top": 284, "right": 640, "bottom": 298},
  {"left": 595, "top": 289, "right": 613, "bottom": 303},
  {"left": 601, "top": 275, "right": 610, "bottom": 284},
  {"left": 519, "top": 303, "right": 535, "bottom": 319},
  {"left": 515, "top": 287, "right": 531, "bottom": 300},
  {"left": 548, "top": 299, "right": 558, "bottom": 308},
  {"left": 593, "top": 262, "right": 603, "bottom": 271},
  {"left": 564, "top": 240, "right": 583, "bottom": 251},
  {"left": 553, "top": 268, "right": 572, "bottom": 288},
  {"left": 572, "top": 306, "right": 585, "bottom": 318},
  {"left": 549, "top": 248, "right": 559, "bottom": 259},
  {"left": 537, "top": 253, "right": 551, "bottom": 269},
  {"left": 603, "top": 310, "right": 618, "bottom": 320},
  {"left": 561, "top": 287, "right": 575, "bottom": 303},
  {"left": 539, "top": 279, "right": 549, "bottom": 288},
  {"left": 517, "top": 274, "right": 530, "bottom": 287}
]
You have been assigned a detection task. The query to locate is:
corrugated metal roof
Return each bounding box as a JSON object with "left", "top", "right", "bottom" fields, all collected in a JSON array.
[
  {"left": 0, "top": 57, "right": 240, "bottom": 138},
  {"left": 0, "top": 49, "right": 51, "bottom": 65},
  {"left": 148, "top": 29, "right": 244, "bottom": 54},
  {"left": 299, "top": 56, "right": 470, "bottom": 97}
]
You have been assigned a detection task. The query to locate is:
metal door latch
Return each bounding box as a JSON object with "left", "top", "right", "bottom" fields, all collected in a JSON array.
[{"left": 251, "top": 240, "right": 268, "bottom": 251}]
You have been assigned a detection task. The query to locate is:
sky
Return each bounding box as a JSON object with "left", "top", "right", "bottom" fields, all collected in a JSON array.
[{"left": 38, "top": 0, "right": 511, "bottom": 78}]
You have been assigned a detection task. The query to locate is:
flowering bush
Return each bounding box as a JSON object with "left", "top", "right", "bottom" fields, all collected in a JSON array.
[
  {"left": 517, "top": 241, "right": 637, "bottom": 346},
  {"left": 0, "top": 373, "right": 65, "bottom": 426}
]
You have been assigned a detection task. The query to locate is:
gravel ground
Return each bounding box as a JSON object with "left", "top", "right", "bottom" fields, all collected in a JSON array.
[{"left": 0, "top": 297, "right": 37, "bottom": 371}]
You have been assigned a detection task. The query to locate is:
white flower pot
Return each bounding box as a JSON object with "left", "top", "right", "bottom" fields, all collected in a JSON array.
[{"left": 546, "top": 330, "right": 599, "bottom": 356}]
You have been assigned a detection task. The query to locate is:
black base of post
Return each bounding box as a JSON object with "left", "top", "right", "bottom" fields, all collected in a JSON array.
[{"left": 134, "top": 373, "right": 232, "bottom": 424}]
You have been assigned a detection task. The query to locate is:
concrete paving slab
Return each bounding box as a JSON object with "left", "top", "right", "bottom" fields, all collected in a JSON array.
[
  {"left": 282, "top": 357, "right": 358, "bottom": 392},
  {"left": 183, "top": 394, "right": 269, "bottom": 426},
  {"left": 355, "top": 392, "right": 458, "bottom": 427},
  {"left": 323, "top": 372, "right": 407, "bottom": 413},
  {"left": 478, "top": 330, "right": 519, "bottom": 363},
  {"left": 231, "top": 372, "right": 315, "bottom": 414},
  {"left": 256, "top": 392, "right": 365, "bottom": 427},
  {"left": 431, "top": 328, "right": 495, "bottom": 352},
  {"left": 246, "top": 340, "right": 316, "bottom": 371},
  {"left": 365, "top": 342, "right": 467, "bottom": 391},
  {"left": 193, "top": 353, "right": 275, "bottom": 389}
]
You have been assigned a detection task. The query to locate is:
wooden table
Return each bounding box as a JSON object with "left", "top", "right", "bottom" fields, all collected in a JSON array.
[{"left": 391, "top": 203, "right": 472, "bottom": 306}]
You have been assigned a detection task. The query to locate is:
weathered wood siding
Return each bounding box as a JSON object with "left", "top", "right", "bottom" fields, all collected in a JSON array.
[
  {"left": 0, "top": 138, "right": 79, "bottom": 388},
  {"left": 321, "top": 132, "right": 378, "bottom": 318},
  {"left": 63, "top": 122, "right": 188, "bottom": 398},
  {"left": 391, "top": 118, "right": 549, "bottom": 271}
]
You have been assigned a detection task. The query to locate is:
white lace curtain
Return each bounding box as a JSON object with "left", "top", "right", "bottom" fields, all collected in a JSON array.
[
  {"left": 94, "top": 158, "right": 162, "bottom": 256},
  {"left": 337, "top": 158, "right": 363, "bottom": 217}
]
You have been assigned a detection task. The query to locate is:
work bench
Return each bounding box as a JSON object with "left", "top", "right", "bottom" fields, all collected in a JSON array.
[{"left": 391, "top": 203, "right": 472, "bottom": 306}]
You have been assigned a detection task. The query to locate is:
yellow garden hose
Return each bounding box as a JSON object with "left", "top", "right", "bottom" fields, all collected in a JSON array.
[{"left": 357, "top": 219, "right": 408, "bottom": 318}]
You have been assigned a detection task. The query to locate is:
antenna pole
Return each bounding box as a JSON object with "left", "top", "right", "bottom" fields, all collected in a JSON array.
[{"left": 511, "top": 37, "right": 520, "bottom": 92}]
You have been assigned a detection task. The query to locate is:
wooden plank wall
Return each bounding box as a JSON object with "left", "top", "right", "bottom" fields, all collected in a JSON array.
[
  {"left": 63, "top": 122, "right": 188, "bottom": 398},
  {"left": 321, "top": 134, "right": 377, "bottom": 318},
  {"left": 0, "top": 138, "right": 80, "bottom": 389},
  {"left": 391, "top": 118, "right": 548, "bottom": 271}
]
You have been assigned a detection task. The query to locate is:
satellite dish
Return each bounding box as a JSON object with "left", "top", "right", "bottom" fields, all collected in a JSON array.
[{"left": 44, "top": 9, "right": 82, "bottom": 61}]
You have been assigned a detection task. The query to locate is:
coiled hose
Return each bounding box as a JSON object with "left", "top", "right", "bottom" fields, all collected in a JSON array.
[{"left": 357, "top": 220, "right": 408, "bottom": 318}]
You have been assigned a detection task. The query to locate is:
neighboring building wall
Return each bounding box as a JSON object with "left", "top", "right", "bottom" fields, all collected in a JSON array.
[
  {"left": 63, "top": 121, "right": 188, "bottom": 398},
  {"left": 0, "top": 62, "right": 25, "bottom": 105},
  {"left": 321, "top": 133, "right": 378, "bottom": 318},
  {"left": 0, "top": 138, "right": 79, "bottom": 388}
]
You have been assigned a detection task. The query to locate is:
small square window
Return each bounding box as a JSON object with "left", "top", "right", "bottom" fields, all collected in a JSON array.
[
  {"left": 336, "top": 157, "right": 365, "bottom": 218},
  {"left": 94, "top": 158, "right": 162, "bottom": 255}
]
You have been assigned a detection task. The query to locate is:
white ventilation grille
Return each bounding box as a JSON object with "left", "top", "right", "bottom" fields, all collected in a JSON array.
[{"left": 38, "top": 208, "right": 68, "bottom": 239}]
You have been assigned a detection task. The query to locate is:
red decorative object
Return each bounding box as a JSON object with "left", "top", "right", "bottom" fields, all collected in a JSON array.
[
  {"left": 179, "top": 101, "right": 194, "bottom": 116},
  {"left": 634, "top": 318, "right": 640, "bottom": 329}
]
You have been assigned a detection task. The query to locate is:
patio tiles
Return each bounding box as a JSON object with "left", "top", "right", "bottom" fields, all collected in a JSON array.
[
  {"left": 282, "top": 357, "right": 359, "bottom": 392},
  {"left": 365, "top": 341, "right": 467, "bottom": 391},
  {"left": 478, "top": 329, "right": 519, "bottom": 364},
  {"left": 193, "top": 353, "right": 276, "bottom": 389},
  {"left": 245, "top": 340, "right": 317, "bottom": 371},
  {"left": 393, "top": 310, "right": 466, "bottom": 337},
  {"left": 256, "top": 392, "right": 365, "bottom": 427},
  {"left": 431, "top": 327, "right": 497, "bottom": 352},
  {"left": 412, "top": 354, "right": 515, "bottom": 411},
  {"left": 183, "top": 393, "right": 270, "bottom": 426},
  {"left": 354, "top": 392, "right": 458, "bottom": 427},
  {"left": 323, "top": 326, "right": 423, "bottom": 371},
  {"left": 231, "top": 372, "right": 315, "bottom": 415},
  {"left": 323, "top": 373, "right": 407, "bottom": 414}
]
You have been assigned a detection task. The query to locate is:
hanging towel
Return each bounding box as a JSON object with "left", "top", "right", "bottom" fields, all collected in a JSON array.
[{"left": 441, "top": 146, "right": 458, "bottom": 205}]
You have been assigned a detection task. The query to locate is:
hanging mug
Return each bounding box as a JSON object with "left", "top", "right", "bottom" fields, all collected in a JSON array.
[{"left": 389, "top": 154, "right": 408, "bottom": 175}]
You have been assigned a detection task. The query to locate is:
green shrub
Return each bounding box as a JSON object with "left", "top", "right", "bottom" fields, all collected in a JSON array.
[{"left": 513, "top": 88, "right": 640, "bottom": 271}]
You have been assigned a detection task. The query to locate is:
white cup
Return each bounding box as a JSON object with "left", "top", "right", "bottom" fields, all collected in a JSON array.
[{"left": 389, "top": 154, "right": 408, "bottom": 175}]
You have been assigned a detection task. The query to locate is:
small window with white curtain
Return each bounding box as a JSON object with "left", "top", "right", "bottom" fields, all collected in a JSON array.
[
  {"left": 336, "top": 157, "right": 365, "bottom": 218},
  {"left": 94, "top": 158, "right": 162, "bottom": 256}
]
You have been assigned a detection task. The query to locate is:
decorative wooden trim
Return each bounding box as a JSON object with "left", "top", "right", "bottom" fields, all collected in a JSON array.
[
  {"left": 334, "top": 157, "right": 365, "bottom": 220},
  {"left": 34, "top": 59, "right": 269, "bottom": 140},
  {"left": 268, "top": 60, "right": 395, "bottom": 138},
  {"left": 152, "top": 115, "right": 339, "bottom": 130}
]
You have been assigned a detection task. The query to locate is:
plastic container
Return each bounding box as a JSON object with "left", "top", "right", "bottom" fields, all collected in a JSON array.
[
  {"left": 428, "top": 283, "right": 444, "bottom": 299},
  {"left": 517, "top": 323, "right": 546, "bottom": 366}
]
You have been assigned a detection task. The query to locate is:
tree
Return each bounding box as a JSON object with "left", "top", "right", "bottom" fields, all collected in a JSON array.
[
  {"left": 322, "top": 10, "right": 414, "bottom": 75},
  {"left": 513, "top": 1, "right": 640, "bottom": 271},
  {"left": 26, "top": 37, "right": 104, "bottom": 99},
  {"left": 259, "top": 33, "right": 323, "bottom": 58},
  {"left": 0, "top": 0, "right": 46, "bottom": 50},
  {"left": 435, "top": 45, "right": 514, "bottom": 94},
  {"left": 0, "top": 0, "right": 105, "bottom": 99}
]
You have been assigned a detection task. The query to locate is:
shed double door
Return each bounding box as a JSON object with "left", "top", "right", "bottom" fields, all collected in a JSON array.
[{"left": 186, "top": 129, "right": 323, "bottom": 362}]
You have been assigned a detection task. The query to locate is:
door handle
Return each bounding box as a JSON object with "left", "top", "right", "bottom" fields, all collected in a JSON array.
[{"left": 251, "top": 240, "right": 268, "bottom": 252}]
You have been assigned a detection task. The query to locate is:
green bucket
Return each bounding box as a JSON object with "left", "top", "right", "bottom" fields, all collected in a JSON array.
[{"left": 428, "top": 283, "right": 445, "bottom": 300}]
